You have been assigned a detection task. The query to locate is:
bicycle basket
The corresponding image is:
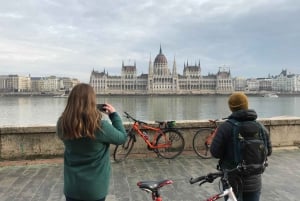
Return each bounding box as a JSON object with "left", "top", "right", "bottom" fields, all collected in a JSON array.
[{"left": 167, "top": 121, "right": 176, "bottom": 128}]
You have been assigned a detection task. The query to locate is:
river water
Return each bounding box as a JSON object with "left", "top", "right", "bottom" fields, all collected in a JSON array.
[{"left": 0, "top": 95, "right": 299, "bottom": 126}]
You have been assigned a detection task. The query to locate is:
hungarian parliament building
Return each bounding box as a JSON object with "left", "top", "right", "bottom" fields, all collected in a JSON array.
[{"left": 90, "top": 46, "right": 234, "bottom": 95}]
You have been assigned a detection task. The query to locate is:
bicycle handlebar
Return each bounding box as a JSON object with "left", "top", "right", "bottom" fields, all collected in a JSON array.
[
  {"left": 208, "top": 119, "right": 219, "bottom": 123},
  {"left": 189, "top": 172, "right": 222, "bottom": 185},
  {"left": 190, "top": 166, "right": 241, "bottom": 185},
  {"left": 124, "top": 111, "right": 148, "bottom": 125},
  {"left": 208, "top": 118, "right": 228, "bottom": 126}
]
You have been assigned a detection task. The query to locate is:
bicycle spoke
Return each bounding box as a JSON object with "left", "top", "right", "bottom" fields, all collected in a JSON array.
[
  {"left": 156, "top": 130, "right": 185, "bottom": 159},
  {"left": 113, "top": 131, "right": 134, "bottom": 162},
  {"left": 192, "top": 128, "right": 213, "bottom": 159}
]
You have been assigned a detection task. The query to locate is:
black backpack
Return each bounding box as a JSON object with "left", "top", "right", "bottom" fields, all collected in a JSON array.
[{"left": 227, "top": 119, "right": 268, "bottom": 175}]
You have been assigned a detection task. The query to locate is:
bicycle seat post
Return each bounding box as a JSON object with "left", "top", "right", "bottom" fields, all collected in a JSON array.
[
  {"left": 152, "top": 190, "right": 162, "bottom": 201},
  {"left": 221, "top": 171, "right": 230, "bottom": 189}
]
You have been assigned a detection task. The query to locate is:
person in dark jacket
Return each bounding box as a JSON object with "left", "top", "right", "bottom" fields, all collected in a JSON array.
[
  {"left": 56, "top": 83, "right": 127, "bottom": 201},
  {"left": 210, "top": 92, "right": 272, "bottom": 201}
]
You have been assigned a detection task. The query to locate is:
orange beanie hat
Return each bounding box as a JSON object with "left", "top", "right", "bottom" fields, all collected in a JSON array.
[{"left": 228, "top": 92, "right": 248, "bottom": 112}]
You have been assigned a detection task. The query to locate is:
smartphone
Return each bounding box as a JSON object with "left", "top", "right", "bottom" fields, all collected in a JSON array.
[{"left": 96, "top": 104, "right": 107, "bottom": 112}]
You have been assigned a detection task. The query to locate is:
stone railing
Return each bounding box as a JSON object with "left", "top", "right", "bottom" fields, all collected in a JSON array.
[{"left": 0, "top": 117, "right": 300, "bottom": 160}]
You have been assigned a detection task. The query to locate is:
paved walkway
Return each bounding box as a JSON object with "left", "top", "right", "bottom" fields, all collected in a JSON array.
[{"left": 0, "top": 149, "right": 299, "bottom": 201}]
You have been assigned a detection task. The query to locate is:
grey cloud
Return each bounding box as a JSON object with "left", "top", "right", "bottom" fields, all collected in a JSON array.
[{"left": 0, "top": 0, "right": 299, "bottom": 82}]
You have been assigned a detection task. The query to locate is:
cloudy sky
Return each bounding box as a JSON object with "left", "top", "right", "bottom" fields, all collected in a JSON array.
[{"left": 0, "top": 0, "right": 299, "bottom": 83}]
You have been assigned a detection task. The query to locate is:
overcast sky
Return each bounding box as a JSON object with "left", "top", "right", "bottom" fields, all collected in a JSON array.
[{"left": 0, "top": 0, "right": 299, "bottom": 83}]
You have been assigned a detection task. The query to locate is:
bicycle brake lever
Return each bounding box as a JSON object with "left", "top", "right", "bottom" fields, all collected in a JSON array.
[
  {"left": 199, "top": 181, "right": 207, "bottom": 186},
  {"left": 206, "top": 175, "right": 215, "bottom": 183}
]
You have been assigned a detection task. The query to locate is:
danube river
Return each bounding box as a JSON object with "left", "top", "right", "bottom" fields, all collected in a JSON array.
[{"left": 0, "top": 95, "right": 300, "bottom": 126}]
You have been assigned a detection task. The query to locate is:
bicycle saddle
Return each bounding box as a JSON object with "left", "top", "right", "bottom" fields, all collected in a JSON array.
[{"left": 137, "top": 179, "right": 173, "bottom": 191}]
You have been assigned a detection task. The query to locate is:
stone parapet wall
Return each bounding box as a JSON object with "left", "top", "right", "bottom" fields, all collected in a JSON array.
[{"left": 0, "top": 117, "right": 300, "bottom": 160}]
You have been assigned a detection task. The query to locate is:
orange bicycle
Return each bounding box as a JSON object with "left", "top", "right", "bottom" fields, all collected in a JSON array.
[
  {"left": 192, "top": 119, "right": 219, "bottom": 159},
  {"left": 113, "top": 112, "right": 185, "bottom": 162}
]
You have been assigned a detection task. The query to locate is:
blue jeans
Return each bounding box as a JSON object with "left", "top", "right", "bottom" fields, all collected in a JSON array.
[{"left": 65, "top": 196, "right": 106, "bottom": 201}]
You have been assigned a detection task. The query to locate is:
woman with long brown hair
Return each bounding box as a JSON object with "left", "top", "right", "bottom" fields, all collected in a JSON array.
[{"left": 56, "top": 83, "right": 127, "bottom": 201}]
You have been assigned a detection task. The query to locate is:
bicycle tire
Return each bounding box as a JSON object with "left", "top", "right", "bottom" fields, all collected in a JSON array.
[
  {"left": 113, "top": 130, "right": 135, "bottom": 162},
  {"left": 192, "top": 128, "right": 213, "bottom": 159},
  {"left": 155, "top": 129, "right": 185, "bottom": 159}
]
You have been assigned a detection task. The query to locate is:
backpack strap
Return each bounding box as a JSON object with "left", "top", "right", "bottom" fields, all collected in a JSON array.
[
  {"left": 227, "top": 119, "right": 242, "bottom": 165},
  {"left": 256, "top": 122, "right": 268, "bottom": 155}
]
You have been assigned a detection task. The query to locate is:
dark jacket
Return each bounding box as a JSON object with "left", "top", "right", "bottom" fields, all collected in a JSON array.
[{"left": 210, "top": 109, "right": 272, "bottom": 193}]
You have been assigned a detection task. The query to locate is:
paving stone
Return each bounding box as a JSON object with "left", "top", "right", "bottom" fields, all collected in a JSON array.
[{"left": 0, "top": 149, "right": 299, "bottom": 201}]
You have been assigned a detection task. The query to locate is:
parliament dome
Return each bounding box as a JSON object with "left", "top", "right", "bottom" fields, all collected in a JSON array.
[{"left": 154, "top": 46, "right": 168, "bottom": 64}]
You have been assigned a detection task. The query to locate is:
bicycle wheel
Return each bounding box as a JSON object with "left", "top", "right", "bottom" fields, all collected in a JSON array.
[
  {"left": 113, "top": 131, "right": 135, "bottom": 162},
  {"left": 155, "top": 129, "right": 185, "bottom": 159},
  {"left": 192, "top": 128, "right": 213, "bottom": 159}
]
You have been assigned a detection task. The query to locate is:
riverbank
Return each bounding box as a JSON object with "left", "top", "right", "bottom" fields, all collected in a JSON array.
[
  {"left": 1, "top": 91, "right": 300, "bottom": 97},
  {"left": 0, "top": 92, "right": 64, "bottom": 97}
]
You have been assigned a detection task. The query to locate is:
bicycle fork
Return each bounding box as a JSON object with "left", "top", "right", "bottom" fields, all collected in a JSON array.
[{"left": 208, "top": 187, "right": 237, "bottom": 201}]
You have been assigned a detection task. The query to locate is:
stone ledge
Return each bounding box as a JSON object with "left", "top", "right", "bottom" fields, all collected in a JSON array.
[{"left": 1, "top": 117, "right": 300, "bottom": 160}]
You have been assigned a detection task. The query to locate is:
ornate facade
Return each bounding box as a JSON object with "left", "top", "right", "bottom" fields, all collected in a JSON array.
[{"left": 89, "top": 46, "right": 233, "bottom": 94}]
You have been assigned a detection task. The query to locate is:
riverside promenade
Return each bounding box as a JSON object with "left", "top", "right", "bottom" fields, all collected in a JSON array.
[{"left": 0, "top": 149, "right": 299, "bottom": 201}]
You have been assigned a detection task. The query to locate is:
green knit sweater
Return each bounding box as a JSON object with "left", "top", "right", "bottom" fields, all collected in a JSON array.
[{"left": 56, "top": 112, "right": 127, "bottom": 200}]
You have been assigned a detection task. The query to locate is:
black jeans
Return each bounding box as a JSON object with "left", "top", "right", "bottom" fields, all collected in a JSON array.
[
  {"left": 66, "top": 196, "right": 106, "bottom": 201},
  {"left": 241, "top": 191, "right": 261, "bottom": 201}
]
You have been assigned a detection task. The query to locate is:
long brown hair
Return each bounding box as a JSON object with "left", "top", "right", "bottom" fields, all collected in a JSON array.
[{"left": 60, "top": 83, "right": 102, "bottom": 139}]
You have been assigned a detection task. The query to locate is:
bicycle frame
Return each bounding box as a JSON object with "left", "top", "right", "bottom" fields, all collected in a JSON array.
[
  {"left": 130, "top": 121, "right": 173, "bottom": 149},
  {"left": 205, "top": 120, "right": 218, "bottom": 145},
  {"left": 207, "top": 187, "right": 237, "bottom": 201}
]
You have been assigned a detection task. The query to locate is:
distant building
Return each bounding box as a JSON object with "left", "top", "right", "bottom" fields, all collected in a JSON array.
[
  {"left": 258, "top": 78, "right": 272, "bottom": 91},
  {"left": 0, "top": 75, "right": 80, "bottom": 93},
  {"left": 31, "top": 77, "right": 44, "bottom": 92},
  {"left": 90, "top": 46, "right": 233, "bottom": 94},
  {"left": 233, "top": 77, "right": 247, "bottom": 91},
  {"left": 38, "top": 76, "right": 80, "bottom": 93},
  {"left": 246, "top": 79, "right": 260, "bottom": 91},
  {"left": 0, "top": 74, "right": 31, "bottom": 92},
  {"left": 272, "top": 69, "right": 300, "bottom": 92}
]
